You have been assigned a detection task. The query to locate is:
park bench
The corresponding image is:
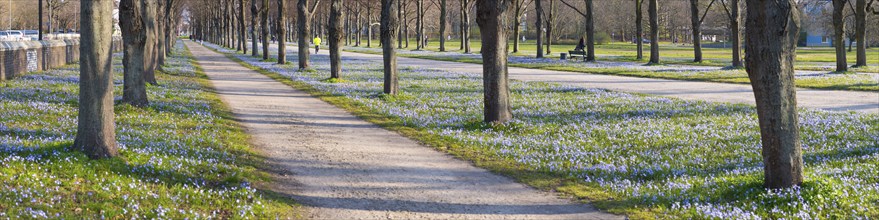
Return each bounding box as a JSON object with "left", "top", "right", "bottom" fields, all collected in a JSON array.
[{"left": 568, "top": 49, "right": 587, "bottom": 61}]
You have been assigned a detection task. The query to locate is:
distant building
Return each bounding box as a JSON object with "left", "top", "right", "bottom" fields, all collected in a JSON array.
[
  {"left": 799, "top": 1, "right": 851, "bottom": 47},
  {"left": 804, "top": 31, "right": 834, "bottom": 47}
]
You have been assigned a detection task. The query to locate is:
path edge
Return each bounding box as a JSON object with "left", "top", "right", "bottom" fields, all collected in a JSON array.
[
  {"left": 196, "top": 42, "right": 638, "bottom": 219},
  {"left": 183, "top": 41, "right": 307, "bottom": 219}
]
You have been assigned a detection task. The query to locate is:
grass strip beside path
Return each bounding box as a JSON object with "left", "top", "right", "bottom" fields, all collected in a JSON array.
[{"left": 0, "top": 41, "right": 297, "bottom": 219}]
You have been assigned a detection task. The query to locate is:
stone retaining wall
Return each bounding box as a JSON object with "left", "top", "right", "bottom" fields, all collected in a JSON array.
[{"left": 0, "top": 38, "right": 122, "bottom": 81}]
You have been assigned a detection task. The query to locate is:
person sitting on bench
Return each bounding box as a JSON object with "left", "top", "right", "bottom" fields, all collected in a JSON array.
[
  {"left": 574, "top": 37, "right": 585, "bottom": 51},
  {"left": 568, "top": 37, "right": 587, "bottom": 61}
]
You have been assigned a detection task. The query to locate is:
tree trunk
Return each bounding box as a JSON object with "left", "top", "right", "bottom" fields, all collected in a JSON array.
[
  {"left": 690, "top": 0, "right": 703, "bottom": 63},
  {"left": 381, "top": 0, "right": 399, "bottom": 94},
  {"left": 330, "top": 0, "right": 343, "bottom": 78},
  {"left": 297, "top": 0, "right": 313, "bottom": 69},
  {"left": 744, "top": 0, "right": 804, "bottom": 189},
  {"left": 535, "top": 0, "right": 544, "bottom": 58},
  {"left": 251, "top": 0, "right": 260, "bottom": 57},
  {"left": 546, "top": 0, "right": 554, "bottom": 55},
  {"left": 278, "top": 0, "right": 287, "bottom": 64},
  {"left": 356, "top": 11, "right": 362, "bottom": 46},
  {"left": 37, "top": 0, "right": 45, "bottom": 37},
  {"left": 416, "top": 0, "right": 423, "bottom": 50},
  {"left": 233, "top": 0, "right": 239, "bottom": 51},
  {"left": 234, "top": 2, "right": 239, "bottom": 50},
  {"left": 832, "top": 0, "right": 848, "bottom": 72},
  {"left": 225, "top": 1, "right": 231, "bottom": 47},
  {"left": 854, "top": 0, "right": 867, "bottom": 67},
  {"left": 440, "top": 0, "right": 447, "bottom": 51},
  {"left": 420, "top": 2, "right": 426, "bottom": 49},
  {"left": 216, "top": 8, "right": 221, "bottom": 43},
  {"left": 398, "top": 0, "right": 404, "bottom": 49},
  {"left": 585, "top": 0, "right": 595, "bottom": 61},
  {"left": 261, "top": 0, "right": 269, "bottom": 60},
  {"left": 229, "top": 1, "right": 234, "bottom": 47},
  {"left": 156, "top": 0, "right": 167, "bottom": 68},
  {"left": 848, "top": 36, "right": 854, "bottom": 52},
  {"left": 314, "top": 13, "right": 319, "bottom": 39},
  {"left": 460, "top": 0, "right": 465, "bottom": 51},
  {"left": 345, "top": 8, "right": 351, "bottom": 46},
  {"left": 164, "top": 0, "right": 174, "bottom": 56},
  {"left": 323, "top": 14, "right": 328, "bottom": 39},
  {"left": 636, "top": 0, "right": 643, "bottom": 60},
  {"left": 241, "top": 0, "right": 248, "bottom": 54},
  {"left": 214, "top": 8, "right": 221, "bottom": 43},
  {"left": 476, "top": 0, "right": 512, "bottom": 123},
  {"left": 120, "top": 0, "right": 149, "bottom": 107},
  {"left": 463, "top": 1, "right": 472, "bottom": 54},
  {"left": 648, "top": 0, "right": 659, "bottom": 64},
  {"left": 142, "top": 0, "right": 159, "bottom": 84},
  {"left": 291, "top": 21, "right": 296, "bottom": 42},
  {"left": 296, "top": 0, "right": 311, "bottom": 70},
  {"left": 730, "top": 0, "right": 742, "bottom": 68},
  {"left": 75, "top": 0, "right": 119, "bottom": 159},
  {"left": 404, "top": 3, "right": 410, "bottom": 49},
  {"left": 367, "top": 9, "right": 373, "bottom": 48},
  {"left": 513, "top": 1, "right": 521, "bottom": 53},
  {"left": 223, "top": 5, "right": 226, "bottom": 46}
]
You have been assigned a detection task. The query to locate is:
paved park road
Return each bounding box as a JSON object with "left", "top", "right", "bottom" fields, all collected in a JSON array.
[
  {"left": 184, "top": 41, "right": 620, "bottom": 219},
  {"left": 334, "top": 49, "right": 879, "bottom": 114}
]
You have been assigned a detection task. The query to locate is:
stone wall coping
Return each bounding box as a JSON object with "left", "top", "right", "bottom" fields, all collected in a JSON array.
[
  {"left": 0, "top": 37, "right": 121, "bottom": 51},
  {"left": 0, "top": 40, "right": 78, "bottom": 51}
]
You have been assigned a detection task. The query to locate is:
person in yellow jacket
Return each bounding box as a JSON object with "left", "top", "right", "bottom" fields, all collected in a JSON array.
[{"left": 313, "top": 37, "right": 322, "bottom": 54}]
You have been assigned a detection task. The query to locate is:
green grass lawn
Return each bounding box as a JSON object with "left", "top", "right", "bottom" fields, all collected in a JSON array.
[
  {"left": 349, "top": 38, "right": 878, "bottom": 68},
  {"left": 0, "top": 41, "right": 297, "bottom": 218},
  {"left": 211, "top": 41, "right": 879, "bottom": 219},
  {"left": 344, "top": 46, "right": 879, "bottom": 92}
]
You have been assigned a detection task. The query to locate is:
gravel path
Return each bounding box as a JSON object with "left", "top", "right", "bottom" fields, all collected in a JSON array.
[
  {"left": 185, "top": 41, "right": 621, "bottom": 219},
  {"left": 334, "top": 49, "right": 879, "bottom": 114}
]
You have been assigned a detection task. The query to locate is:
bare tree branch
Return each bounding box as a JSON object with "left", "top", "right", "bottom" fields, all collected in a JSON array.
[
  {"left": 310, "top": 0, "right": 322, "bottom": 15},
  {"left": 699, "top": 0, "right": 716, "bottom": 23},
  {"left": 559, "top": 0, "right": 587, "bottom": 17},
  {"left": 719, "top": 0, "right": 733, "bottom": 20}
]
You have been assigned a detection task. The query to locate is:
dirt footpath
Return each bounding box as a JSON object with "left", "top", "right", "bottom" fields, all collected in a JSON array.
[{"left": 185, "top": 41, "right": 620, "bottom": 219}]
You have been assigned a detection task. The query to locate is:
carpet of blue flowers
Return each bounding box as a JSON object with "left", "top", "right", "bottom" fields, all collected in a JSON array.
[
  {"left": 345, "top": 46, "right": 879, "bottom": 92},
  {"left": 0, "top": 41, "right": 293, "bottom": 218},
  {"left": 211, "top": 42, "right": 879, "bottom": 219}
]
